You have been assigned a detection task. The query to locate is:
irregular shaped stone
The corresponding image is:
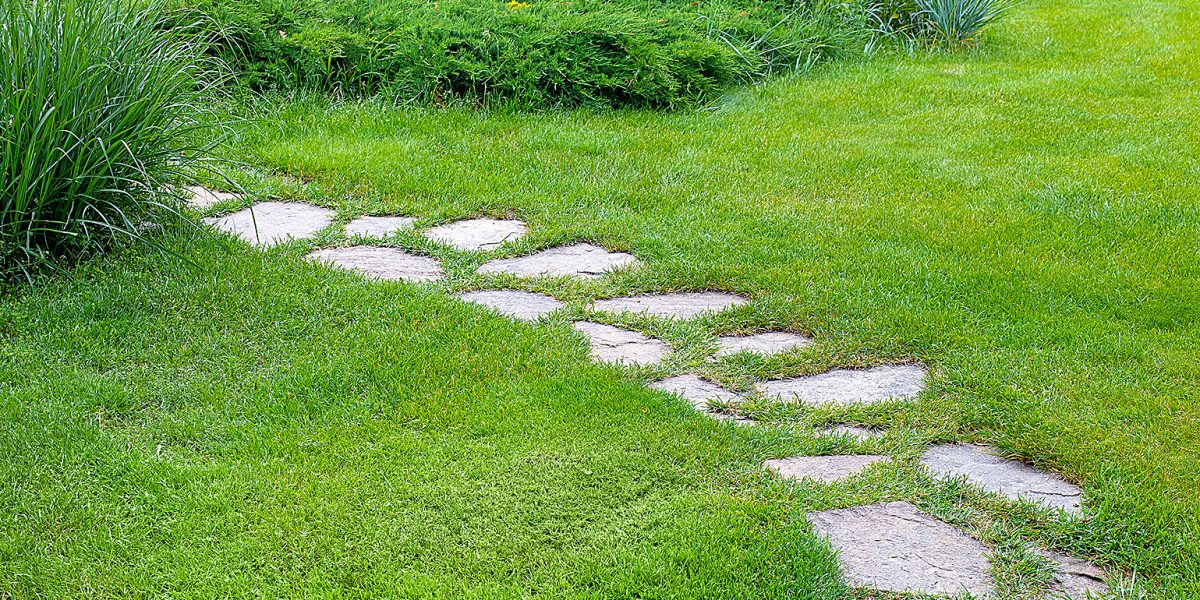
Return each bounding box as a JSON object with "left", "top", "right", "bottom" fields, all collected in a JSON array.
[
  {"left": 922, "top": 444, "right": 1083, "bottom": 514},
  {"left": 572, "top": 322, "right": 669, "bottom": 366},
  {"left": 184, "top": 185, "right": 238, "bottom": 209},
  {"left": 424, "top": 218, "right": 527, "bottom": 251},
  {"left": 808, "top": 501, "right": 994, "bottom": 596},
  {"left": 756, "top": 365, "right": 926, "bottom": 407},
  {"left": 458, "top": 290, "right": 564, "bottom": 321},
  {"left": 765, "top": 455, "right": 888, "bottom": 483},
  {"left": 477, "top": 243, "right": 638, "bottom": 279},
  {"left": 205, "top": 202, "right": 334, "bottom": 247},
  {"left": 821, "top": 425, "right": 884, "bottom": 441},
  {"left": 307, "top": 246, "right": 443, "bottom": 282},
  {"left": 1033, "top": 548, "right": 1109, "bottom": 599},
  {"left": 345, "top": 215, "right": 417, "bottom": 238},
  {"left": 649, "top": 374, "right": 754, "bottom": 425},
  {"left": 715, "top": 331, "right": 812, "bottom": 358},
  {"left": 590, "top": 292, "right": 748, "bottom": 320}
]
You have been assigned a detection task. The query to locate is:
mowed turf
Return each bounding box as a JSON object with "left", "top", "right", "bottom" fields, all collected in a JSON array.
[{"left": 2, "top": 0, "right": 1199, "bottom": 596}]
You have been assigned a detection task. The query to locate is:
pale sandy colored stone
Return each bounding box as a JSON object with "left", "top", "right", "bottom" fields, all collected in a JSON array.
[
  {"left": 821, "top": 425, "right": 884, "bottom": 441},
  {"left": 649, "top": 375, "right": 755, "bottom": 425},
  {"left": 715, "top": 332, "right": 812, "bottom": 358},
  {"left": 184, "top": 185, "right": 239, "bottom": 209},
  {"left": 306, "top": 246, "right": 443, "bottom": 282},
  {"left": 457, "top": 290, "right": 564, "bottom": 321},
  {"left": 1033, "top": 548, "right": 1109, "bottom": 599},
  {"left": 765, "top": 455, "right": 888, "bottom": 483},
  {"left": 345, "top": 216, "right": 417, "bottom": 238},
  {"left": 424, "top": 218, "right": 527, "bottom": 251},
  {"left": 572, "top": 322, "right": 669, "bottom": 366},
  {"left": 205, "top": 202, "right": 333, "bottom": 247},
  {"left": 590, "top": 292, "right": 748, "bottom": 319},
  {"left": 922, "top": 444, "right": 1084, "bottom": 514},
  {"left": 756, "top": 365, "right": 927, "bottom": 407},
  {"left": 808, "top": 501, "right": 994, "bottom": 596},
  {"left": 478, "top": 244, "right": 638, "bottom": 279}
]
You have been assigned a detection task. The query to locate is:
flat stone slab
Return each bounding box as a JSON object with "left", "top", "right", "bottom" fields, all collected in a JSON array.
[
  {"left": 821, "top": 425, "right": 884, "bottom": 441},
  {"left": 457, "top": 290, "right": 564, "bottom": 321},
  {"left": 756, "top": 365, "right": 927, "bottom": 407},
  {"left": 205, "top": 202, "right": 334, "bottom": 247},
  {"left": 715, "top": 332, "right": 812, "bottom": 358},
  {"left": 424, "top": 218, "right": 527, "bottom": 251},
  {"left": 808, "top": 501, "right": 994, "bottom": 596},
  {"left": 590, "top": 292, "right": 748, "bottom": 319},
  {"left": 345, "top": 215, "right": 417, "bottom": 238},
  {"left": 1034, "top": 548, "right": 1109, "bottom": 599},
  {"left": 649, "top": 375, "right": 754, "bottom": 425},
  {"left": 477, "top": 243, "right": 638, "bottom": 279},
  {"left": 572, "top": 322, "right": 669, "bottom": 366},
  {"left": 922, "top": 444, "right": 1083, "bottom": 514},
  {"left": 765, "top": 455, "right": 888, "bottom": 483},
  {"left": 306, "top": 246, "right": 443, "bottom": 282},
  {"left": 184, "top": 185, "right": 238, "bottom": 209}
]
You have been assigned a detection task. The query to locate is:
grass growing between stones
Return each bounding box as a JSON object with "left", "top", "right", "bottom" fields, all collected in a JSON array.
[{"left": 2, "top": 0, "right": 1199, "bottom": 595}]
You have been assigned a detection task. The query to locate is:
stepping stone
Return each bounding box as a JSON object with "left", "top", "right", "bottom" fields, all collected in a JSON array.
[
  {"left": 345, "top": 215, "right": 417, "bottom": 238},
  {"left": 765, "top": 455, "right": 888, "bottom": 483},
  {"left": 572, "top": 322, "right": 669, "bottom": 366},
  {"left": 807, "top": 501, "right": 993, "bottom": 596},
  {"left": 424, "top": 218, "right": 527, "bottom": 251},
  {"left": 477, "top": 243, "right": 638, "bottom": 279},
  {"left": 306, "top": 246, "right": 443, "bottom": 282},
  {"left": 590, "top": 292, "right": 748, "bottom": 320},
  {"left": 649, "top": 374, "right": 754, "bottom": 425},
  {"left": 715, "top": 331, "right": 811, "bottom": 358},
  {"left": 1033, "top": 548, "right": 1108, "bottom": 599},
  {"left": 205, "top": 202, "right": 334, "bottom": 247},
  {"left": 756, "top": 365, "right": 926, "bottom": 407},
  {"left": 457, "top": 290, "right": 564, "bottom": 321},
  {"left": 820, "top": 425, "right": 884, "bottom": 441},
  {"left": 921, "top": 444, "right": 1083, "bottom": 514},
  {"left": 184, "top": 185, "right": 238, "bottom": 209}
]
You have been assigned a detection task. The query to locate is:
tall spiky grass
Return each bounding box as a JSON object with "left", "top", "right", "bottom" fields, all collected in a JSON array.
[
  {"left": 0, "top": 0, "right": 218, "bottom": 281},
  {"left": 918, "top": 0, "right": 1012, "bottom": 47}
]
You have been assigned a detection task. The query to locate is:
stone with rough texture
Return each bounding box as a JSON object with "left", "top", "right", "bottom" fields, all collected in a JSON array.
[
  {"left": 590, "top": 292, "right": 748, "bottom": 319},
  {"left": 572, "top": 322, "right": 669, "bottom": 366},
  {"left": 185, "top": 185, "right": 238, "bottom": 209},
  {"left": 650, "top": 375, "right": 754, "bottom": 425},
  {"left": 477, "top": 243, "right": 638, "bottom": 279},
  {"left": 756, "top": 365, "right": 926, "bottom": 407},
  {"left": 822, "top": 425, "right": 884, "bottom": 441},
  {"left": 922, "top": 444, "right": 1083, "bottom": 514},
  {"left": 307, "top": 246, "right": 443, "bottom": 282},
  {"left": 765, "top": 455, "right": 888, "bottom": 483},
  {"left": 205, "top": 202, "right": 333, "bottom": 247},
  {"left": 1034, "top": 548, "right": 1109, "bottom": 599},
  {"left": 715, "top": 331, "right": 812, "bottom": 358},
  {"left": 808, "top": 501, "right": 994, "bottom": 596},
  {"left": 345, "top": 216, "right": 416, "bottom": 238},
  {"left": 424, "top": 218, "right": 527, "bottom": 251},
  {"left": 458, "top": 290, "right": 564, "bottom": 321}
]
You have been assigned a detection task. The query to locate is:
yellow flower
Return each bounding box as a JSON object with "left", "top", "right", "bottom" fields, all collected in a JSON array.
[{"left": 507, "top": 0, "right": 531, "bottom": 8}]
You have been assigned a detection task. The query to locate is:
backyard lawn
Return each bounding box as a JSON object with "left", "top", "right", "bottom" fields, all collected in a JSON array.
[{"left": 2, "top": 0, "right": 1198, "bottom": 595}]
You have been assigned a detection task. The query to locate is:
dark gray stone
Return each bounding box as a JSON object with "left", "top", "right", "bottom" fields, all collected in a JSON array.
[
  {"left": 205, "top": 202, "right": 334, "bottom": 247},
  {"left": 921, "top": 444, "right": 1083, "bottom": 514},
  {"left": 424, "top": 218, "right": 527, "bottom": 251},
  {"left": 649, "top": 374, "right": 754, "bottom": 425},
  {"left": 590, "top": 292, "right": 748, "bottom": 319},
  {"left": 1033, "top": 548, "right": 1109, "bottom": 599},
  {"left": 477, "top": 243, "right": 638, "bottom": 279},
  {"left": 765, "top": 455, "right": 889, "bottom": 483},
  {"left": 457, "top": 290, "right": 564, "bottom": 321},
  {"left": 572, "top": 322, "right": 669, "bottom": 366},
  {"left": 715, "top": 331, "right": 812, "bottom": 358},
  {"left": 306, "top": 246, "right": 444, "bottom": 282},
  {"left": 756, "top": 365, "right": 927, "bottom": 406}
]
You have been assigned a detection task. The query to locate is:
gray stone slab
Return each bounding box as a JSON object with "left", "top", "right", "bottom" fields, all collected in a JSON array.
[
  {"left": 922, "top": 444, "right": 1083, "bottom": 514},
  {"left": 457, "top": 290, "right": 564, "bottom": 321},
  {"left": 184, "top": 185, "right": 239, "bottom": 209},
  {"left": 765, "top": 455, "right": 889, "bottom": 483},
  {"left": 808, "top": 501, "right": 994, "bottom": 596},
  {"left": 590, "top": 292, "right": 748, "bottom": 320},
  {"left": 306, "top": 246, "right": 443, "bottom": 282},
  {"left": 345, "top": 215, "right": 417, "bottom": 238},
  {"left": 715, "top": 331, "right": 812, "bottom": 358},
  {"left": 756, "top": 365, "right": 927, "bottom": 407},
  {"left": 424, "top": 218, "right": 527, "bottom": 251},
  {"left": 477, "top": 243, "right": 638, "bottom": 279},
  {"left": 572, "top": 322, "right": 669, "bottom": 366},
  {"left": 1033, "top": 548, "right": 1108, "bottom": 599},
  {"left": 649, "top": 374, "right": 754, "bottom": 425},
  {"left": 821, "top": 425, "right": 884, "bottom": 441},
  {"left": 205, "top": 202, "right": 334, "bottom": 247}
]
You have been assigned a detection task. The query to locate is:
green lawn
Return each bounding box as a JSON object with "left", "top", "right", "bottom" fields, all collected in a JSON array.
[{"left": 3, "top": 0, "right": 1199, "bottom": 595}]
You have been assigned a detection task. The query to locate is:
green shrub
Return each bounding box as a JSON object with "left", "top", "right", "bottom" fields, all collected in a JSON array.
[{"left": 0, "top": 0, "right": 217, "bottom": 281}]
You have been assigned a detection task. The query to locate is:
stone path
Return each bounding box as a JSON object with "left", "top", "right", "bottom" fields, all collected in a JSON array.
[
  {"left": 424, "top": 218, "right": 527, "bottom": 251},
  {"left": 650, "top": 375, "right": 754, "bottom": 425},
  {"left": 345, "top": 215, "right": 416, "bottom": 238},
  {"left": 714, "top": 331, "right": 811, "bottom": 358},
  {"left": 185, "top": 185, "right": 238, "bottom": 209},
  {"left": 756, "top": 364, "right": 927, "bottom": 407},
  {"left": 1034, "top": 548, "right": 1109, "bottom": 599},
  {"left": 590, "top": 292, "right": 747, "bottom": 319},
  {"left": 573, "top": 322, "right": 670, "bottom": 366},
  {"left": 307, "top": 247, "right": 444, "bottom": 282},
  {"left": 205, "top": 202, "right": 334, "bottom": 247},
  {"left": 922, "top": 444, "right": 1084, "bottom": 514},
  {"left": 478, "top": 243, "right": 638, "bottom": 279},
  {"left": 764, "top": 455, "right": 888, "bottom": 483},
  {"left": 457, "top": 290, "right": 564, "bottom": 321}
]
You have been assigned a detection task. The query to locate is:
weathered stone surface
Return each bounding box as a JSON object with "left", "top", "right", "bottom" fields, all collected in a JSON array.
[
  {"left": 922, "top": 444, "right": 1084, "bottom": 514},
  {"left": 457, "top": 290, "right": 564, "bottom": 321},
  {"left": 477, "top": 243, "right": 638, "bottom": 279},
  {"left": 205, "top": 202, "right": 334, "bottom": 247},
  {"left": 649, "top": 374, "right": 754, "bottom": 425},
  {"left": 590, "top": 292, "right": 748, "bottom": 319},
  {"left": 1033, "top": 548, "right": 1109, "bottom": 599},
  {"left": 572, "top": 322, "right": 669, "bottom": 366},
  {"left": 821, "top": 425, "right": 884, "bottom": 441},
  {"left": 184, "top": 185, "right": 238, "bottom": 209},
  {"left": 306, "top": 246, "right": 443, "bottom": 282},
  {"left": 756, "top": 365, "right": 927, "bottom": 407},
  {"left": 345, "top": 215, "right": 417, "bottom": 238},
  {"left": 765, "top": 455, "right": 889, "bottom": 483},
  {"left": 715, "top": 331, "right": 812, "bottom": 358},
  {"left": 808, "top": 501, "right": 994, "bottom": 596},
  {"left": 424, "top": 218, "right": 527, "bottom": 251}
]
